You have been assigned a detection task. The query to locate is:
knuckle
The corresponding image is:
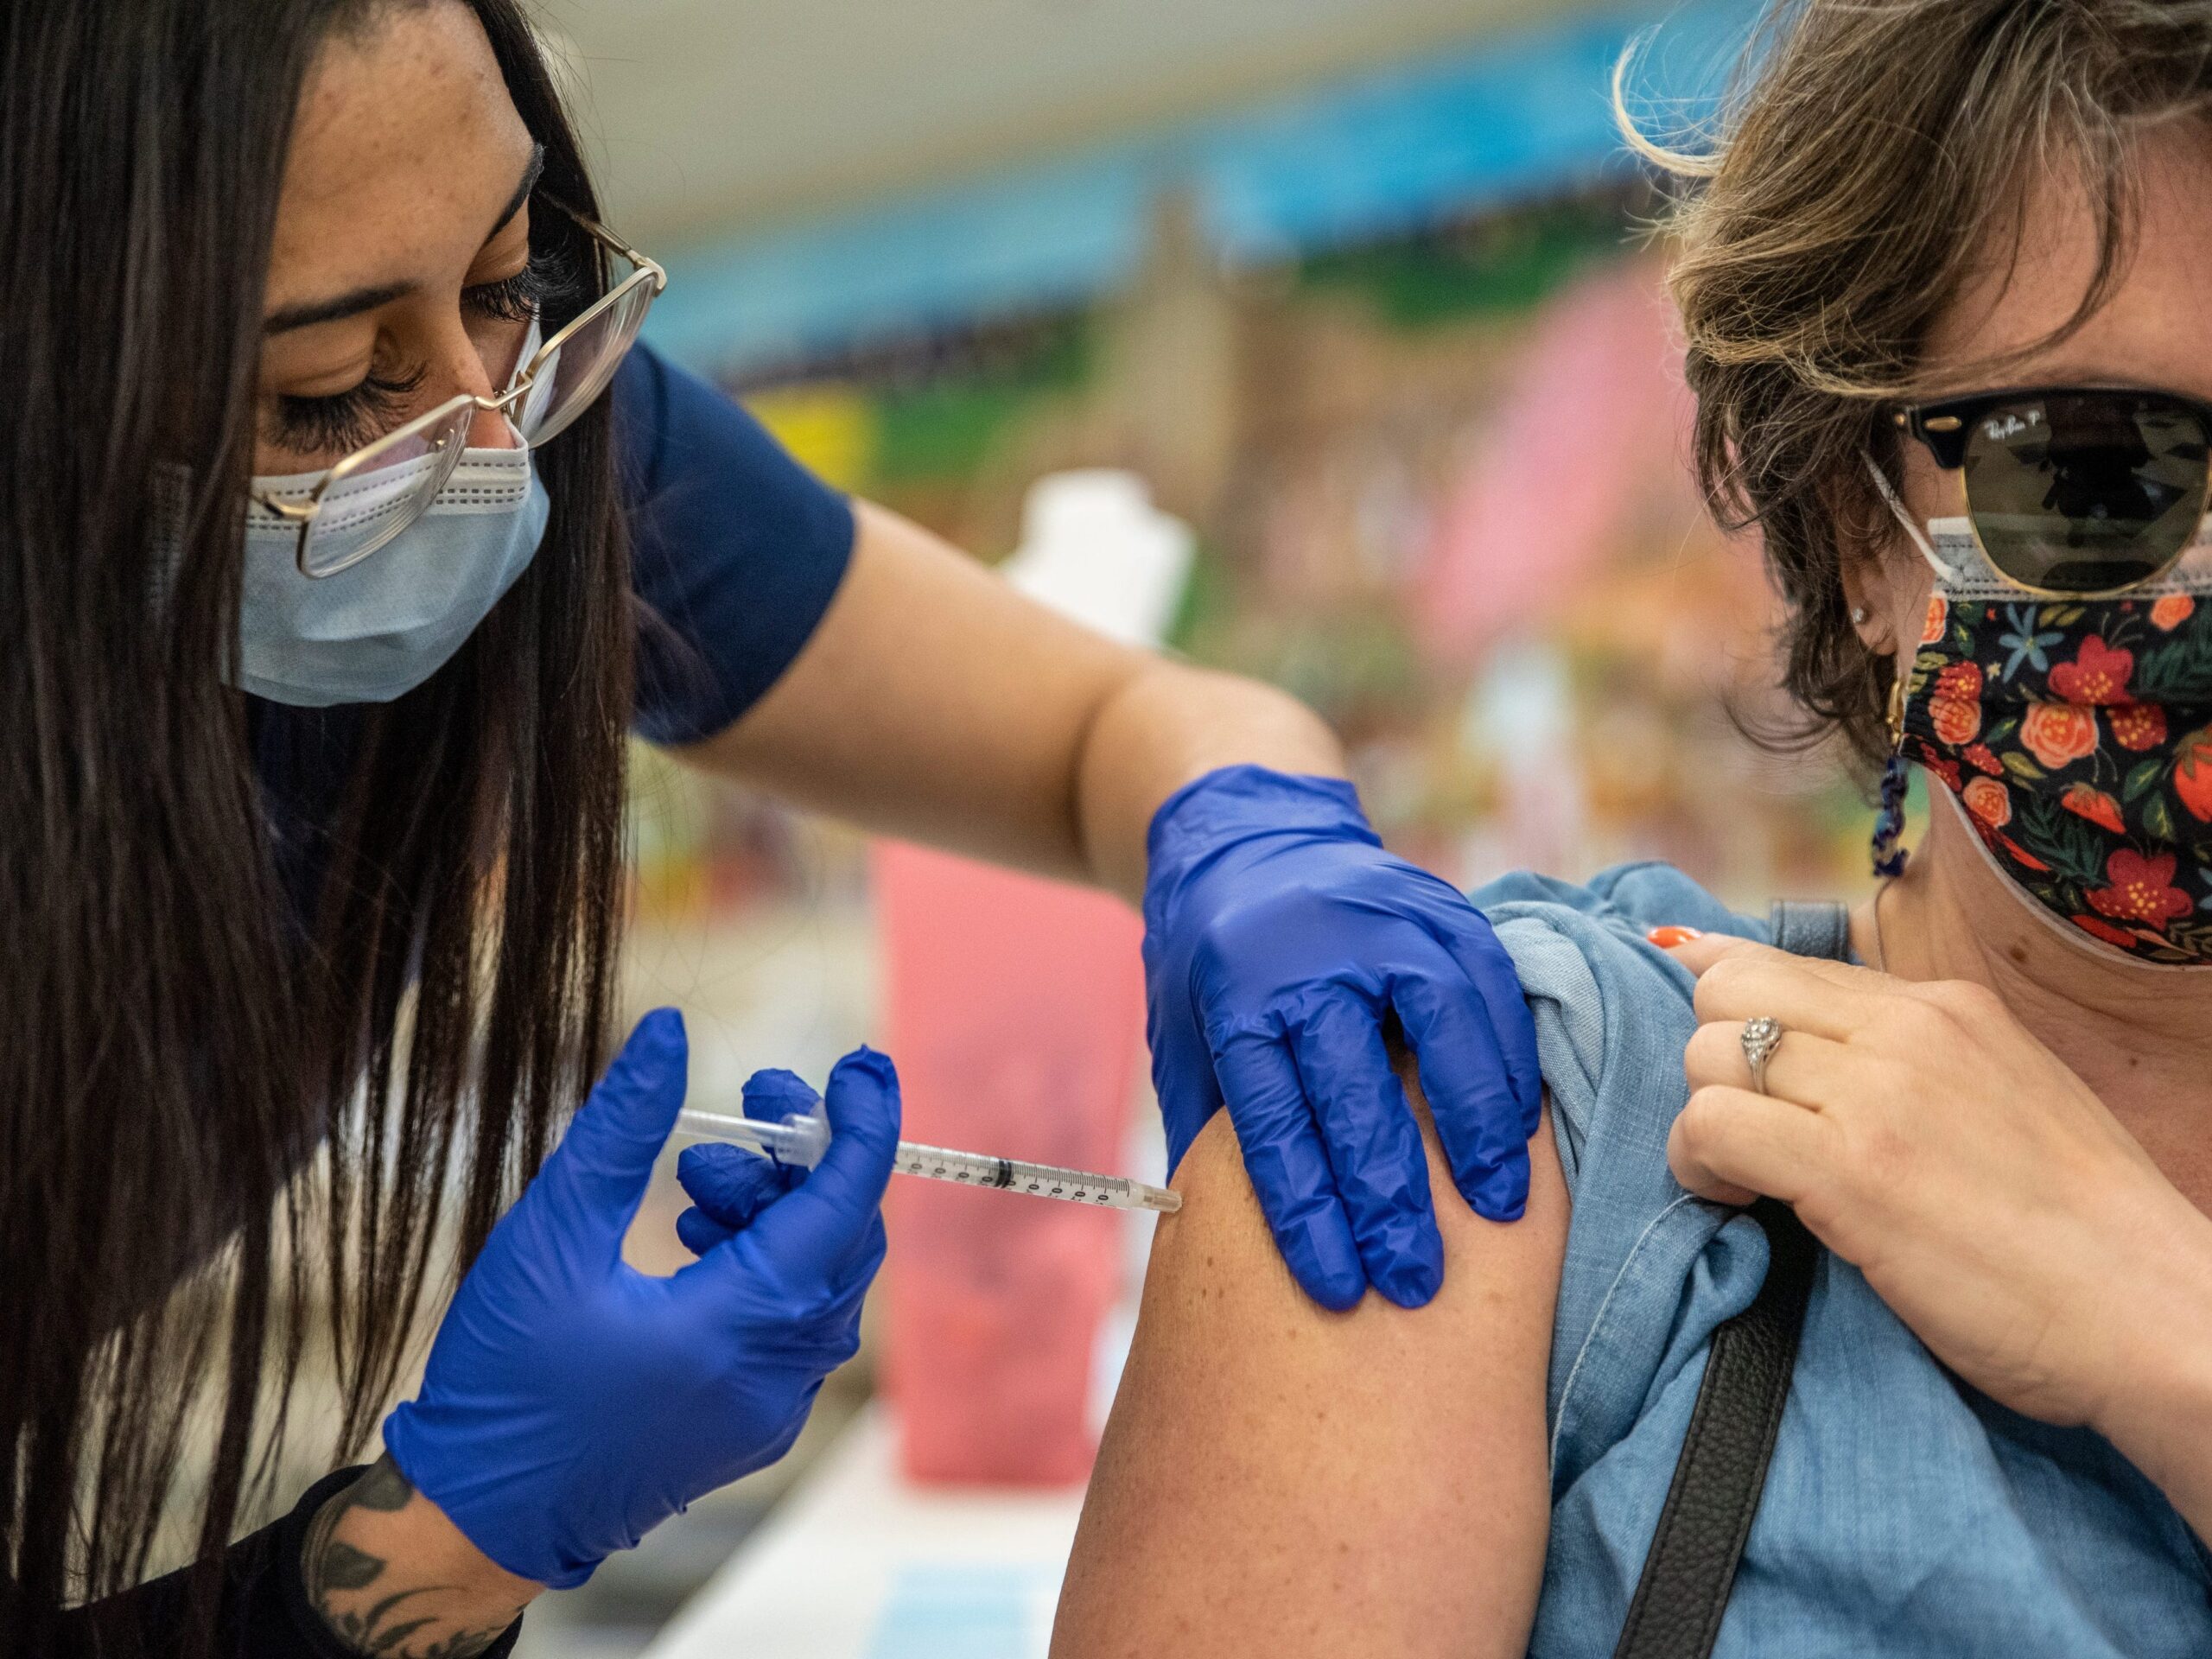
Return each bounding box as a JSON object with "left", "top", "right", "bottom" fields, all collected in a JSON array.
[
  {"left": 1929, "top": 978, "right": 2003, "bottom": 1022},
  {"left": 1193, "top": 888, "right": 1309, "bottom": 965},
  {"left": 1186, "top": 912, "right": 1247, "bottom": 978},
  {"left": 776, "top": 1281, "right": 843, "bottom": 1330},
  {"left": 1691, "top": 955, "right": 1753, "bottom": 1019},
  {"left": 1681, "top": 1021, "right": 1738, "bottom": 1082},
  {"left": 823, "top": 1319, "right": 863, "bottom": 1370},
  {"left": 1886, "top": 995, "right": 1954, "bottom": 1046},
  {"left": 1676, "top": 1086, "right": 1732, "bottom": 1154},
  {"left": 1689, "top": 976, "right": 1722, "bottom": 1024}
]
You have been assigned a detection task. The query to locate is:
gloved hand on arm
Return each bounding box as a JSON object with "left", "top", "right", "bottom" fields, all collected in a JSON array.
[
  {"left": 1143, "top": 765, "right": 1542, "bottom": 1311},
  {"left": 381, "top": 1011, "right": 898, "bottom": 1589}
]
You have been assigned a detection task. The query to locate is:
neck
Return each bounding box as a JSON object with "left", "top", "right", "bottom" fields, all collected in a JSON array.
[{"left": 1866, "top": 792, "right": 2212, "bottom": 1122}]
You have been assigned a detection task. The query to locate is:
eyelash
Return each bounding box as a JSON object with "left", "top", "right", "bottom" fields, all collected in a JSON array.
[
  {"left": 266, "top": 249, "right": 586, "bottom": 455},
  {"left": 464, "top": 245, "right": 580, "bottom": 325},
  {"left": 269, "top": 362, "right": 425, "bottom": 456}
]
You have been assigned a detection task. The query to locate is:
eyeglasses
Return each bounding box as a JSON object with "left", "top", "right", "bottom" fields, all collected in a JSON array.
[
  {"left": 249, "top": 199, "right": 667, "bottom": 578},
  {"left": 1892, "top": 386, "right": 2212, "bottom": 596}
]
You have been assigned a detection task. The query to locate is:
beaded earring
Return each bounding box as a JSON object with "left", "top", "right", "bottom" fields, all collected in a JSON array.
[{"left": 1872, "top": 673, "right": 1910, "bottom": 879}]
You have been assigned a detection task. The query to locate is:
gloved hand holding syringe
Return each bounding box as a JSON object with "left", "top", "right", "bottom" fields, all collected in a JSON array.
[{"left": 677, "top": 1090, "right": 1181, "bottom": 1214}]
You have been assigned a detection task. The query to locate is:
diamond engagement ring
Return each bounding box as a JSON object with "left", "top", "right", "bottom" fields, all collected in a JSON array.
[{"left": 1741, "top": 1017, "right": 1785, "bottom": 1096}]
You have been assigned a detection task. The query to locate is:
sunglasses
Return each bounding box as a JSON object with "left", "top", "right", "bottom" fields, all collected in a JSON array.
[{"left": 1892, "top": 386, "right": 2212, "bottom": 596}]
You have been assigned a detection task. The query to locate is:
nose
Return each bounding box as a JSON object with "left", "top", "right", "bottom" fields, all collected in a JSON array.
[
  {"left": 467, "top": 401, "right": 523, "bottom": 452},
  {"left": 419, "top": 318, "right": 526, "bottom": 451},
  {"left": 473, "top": 317, "right": 537, "bottom": 449}
]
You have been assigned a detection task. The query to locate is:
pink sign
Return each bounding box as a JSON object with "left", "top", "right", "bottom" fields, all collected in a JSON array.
[
  {"left": 1416, "top": 259, "right": 1698, "bottom": 668},
  {"left": 872, "top": 841, "right": 1147, "bottom": 1485}
]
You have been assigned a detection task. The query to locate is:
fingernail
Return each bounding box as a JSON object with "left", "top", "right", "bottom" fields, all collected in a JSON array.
[
  {"left": 1646, "top": 926, "right": 1704, "bottom": 949},
  {"left": 835, "top": 1046, "right": 897, "bottom": 1085},
  {"left": 1303, "top": 1224, "right": 1366, "bottom": 1313},
  {"left": 674, "top": 1207, "right": 733, "bottom": 1256},
  {"left": 677, "top": 1140, "right": 747, "bottom": 1178},
  {"left": 1465, "top": 1158, "right": 1530, "bottom": 1221},
  {"left": 632, "top": 1006, "right": 686, "bottom": 1049},
  {"left": 742, "top": 1068, "right": 817, "bottom": 1116},
  {"left": 1379, "top": 1252, "right": 1444, "bottom": 1309}
]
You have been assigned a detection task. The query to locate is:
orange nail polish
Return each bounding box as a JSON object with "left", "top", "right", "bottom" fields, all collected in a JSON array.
[{"left": 1647, "top": 925, "right": 1705, "bottom": 948}]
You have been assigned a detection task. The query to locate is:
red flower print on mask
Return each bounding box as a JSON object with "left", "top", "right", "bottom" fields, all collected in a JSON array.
[
  {"left": 2073, "top": 914, "right": 2143, "bottom": 950},
  {"left": 2176, "top": 727, "right": 2212, "bottom": 823},
  {"left": 1927, "top": 664, "right": 1985, "bottom": 747},
  {"left": 2060, "top": 783, "right": 2125, "bottom": 835},
  {"left": 2151, "top": 594, "right": 2196, "bottom": 632},
  {"left": 1962, "top": 777, "right": 2011, "bottom": 828},
  {"left": 2047, "top": 637, "right": 2134, "bottom": 706},
  {"left": 1931, "top": 696, "right": 1981, "bottom": 746},
  {"left": 1922, "top": 594, "right": 1949, "bottom": 644},
  {"left": 2108, "top": 703, "right": 2168, "bottom": 752},
  {"left": 1964, "top": 743, "right": 2003, "bottom": 776},
  {"left": 1935, "top": 663, "right": 1983, "bottom": 703},
  {"left": 2018, "top": 702, "right": 2098, "bottom": 771},
  {"left": 2088, "top": 849, "right": 2194, "bottom": 929},
  {"left": 1915, "top": 747, "right": 1962, "bottom": 795}
]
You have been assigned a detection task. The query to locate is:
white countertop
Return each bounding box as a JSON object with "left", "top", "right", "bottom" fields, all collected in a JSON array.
[{"left": 641, "top": 1406, "right": 1090, "bottom": 1659}]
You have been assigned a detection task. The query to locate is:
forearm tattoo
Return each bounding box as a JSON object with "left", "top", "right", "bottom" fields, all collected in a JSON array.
[{"left": 302, "top": 1456, "right": 525, "bottom": 1659}]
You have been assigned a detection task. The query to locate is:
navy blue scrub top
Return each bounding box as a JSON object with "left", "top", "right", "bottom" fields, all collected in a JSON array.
[
  {"left": 617, "top": 345, "right": 856, "bottom": 747},
  {"left": 250, "top": 344, "right": 856, "bottom": 906}
]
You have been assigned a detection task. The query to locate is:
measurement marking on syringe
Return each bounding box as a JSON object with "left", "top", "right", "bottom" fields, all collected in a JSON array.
[{"left": 681, "top": 1108, "right": 1180, "bottom": 1213}]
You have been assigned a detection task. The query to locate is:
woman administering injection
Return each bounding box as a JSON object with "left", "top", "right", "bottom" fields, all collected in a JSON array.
[{"left": 7, "top": 3, "right": 1545, "bottom": 1653}]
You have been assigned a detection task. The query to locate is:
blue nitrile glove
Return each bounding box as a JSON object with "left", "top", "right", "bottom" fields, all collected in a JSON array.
[
  {"left": 671, "top": 1068, "right": 834, "bottom": 1256},
  {"left": 1143, "top": 765, "right": 1542, "bottom": 1311},
  {"left": 382, "top": 1012, "right": 898, "bottom": 1588}
]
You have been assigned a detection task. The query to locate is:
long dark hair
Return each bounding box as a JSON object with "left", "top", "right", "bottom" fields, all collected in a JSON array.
[{"left": 0, "top": 1, "right": 632, "bottom": 1649}]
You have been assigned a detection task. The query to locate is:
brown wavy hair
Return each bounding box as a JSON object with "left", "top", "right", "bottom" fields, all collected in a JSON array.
[
  {"left": 0, "top": 2, "right": 630, "bottom": 1651},
  {"left": 1625, "top": 0, "right": 2212, "bottom": 770}
]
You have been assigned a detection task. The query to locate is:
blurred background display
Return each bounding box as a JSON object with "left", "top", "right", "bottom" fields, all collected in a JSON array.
[{"left": 477, "top": 0, "right": 1902, "bottom": 1650}]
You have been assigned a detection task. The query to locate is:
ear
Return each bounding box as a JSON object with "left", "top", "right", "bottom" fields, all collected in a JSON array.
[
  {"left": 1834, "top": 448, "right": 1942, "bottom": 661},
  {"left": 1839, "top": 548, "right": 1904, "bottom": 656}
]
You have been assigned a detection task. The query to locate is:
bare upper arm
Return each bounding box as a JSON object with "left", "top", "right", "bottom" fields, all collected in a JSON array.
[
  {"left": 1052, "top": 1073, "right": 1567, "bottom": 1659},
  {"left": 675, "top": 500, "right": 1141, "bottom": 879}
]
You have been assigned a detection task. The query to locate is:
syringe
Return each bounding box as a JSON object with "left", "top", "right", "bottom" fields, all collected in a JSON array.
[{"left": 675, "top": 1105, "right": 1182, "bottom": 1214}]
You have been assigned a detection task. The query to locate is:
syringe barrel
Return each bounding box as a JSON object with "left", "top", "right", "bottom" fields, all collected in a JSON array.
[
  {"left": 674, "top": 1108, "right": 830, "bottom": 1168},
  {"left": 672, "top": 1109, "right": 1180, "bottom": 1213}
]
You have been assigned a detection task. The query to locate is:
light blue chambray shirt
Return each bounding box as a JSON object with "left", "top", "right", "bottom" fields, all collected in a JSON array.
[{"left": 1469, "top": 863, "right": 2212, "bottom": 1657}]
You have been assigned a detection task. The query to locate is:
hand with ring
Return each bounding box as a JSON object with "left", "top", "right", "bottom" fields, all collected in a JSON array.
[{"left": 1649, "top": 929, "right": 2212, "bottom": 1442}]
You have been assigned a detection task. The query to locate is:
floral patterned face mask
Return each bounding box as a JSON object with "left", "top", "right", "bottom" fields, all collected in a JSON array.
[{"left": 1877, "top": 478, "right": 2212, "bottom": 965}]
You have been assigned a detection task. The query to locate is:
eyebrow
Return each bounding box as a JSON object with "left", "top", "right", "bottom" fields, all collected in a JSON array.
[
  {"left": 262, "top": 144, "right": 547, "bottom": 336},
  {"left": 264, "top": 280, "right": 413, "bottom": 335},
  {"left": 490, "top": 143, "right": 546, "bottom": 241}
]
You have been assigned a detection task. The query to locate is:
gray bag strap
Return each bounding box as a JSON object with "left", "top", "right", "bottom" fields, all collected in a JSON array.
[
  {"left": 1610, "top": 899, "right": 1846, "bottom": 1659},
  {"left": 1768, "top": 899, "right": 1853, "bottom": 963}
]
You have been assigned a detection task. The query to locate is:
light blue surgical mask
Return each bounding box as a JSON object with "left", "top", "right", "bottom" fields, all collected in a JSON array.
[
  {"left": 235, "top": 447, "right": 550, "bottom": 707},
  {"left": 236, "top": 315, "right": 552, "bottom": 708}
]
